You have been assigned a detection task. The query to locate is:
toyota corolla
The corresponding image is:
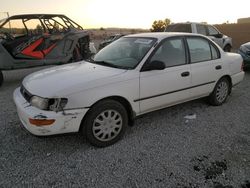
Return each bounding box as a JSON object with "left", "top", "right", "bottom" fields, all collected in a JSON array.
[{"left": 13, "top": 32, "right": 244, "bottom": 147}]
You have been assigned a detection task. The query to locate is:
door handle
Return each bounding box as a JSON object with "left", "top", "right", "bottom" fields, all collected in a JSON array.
[
  {"left": 181, "top": 71, "right": 190, "bottom": 77},
  {"left": 215, "top": 65, "right": 222, "bottom": 70}
]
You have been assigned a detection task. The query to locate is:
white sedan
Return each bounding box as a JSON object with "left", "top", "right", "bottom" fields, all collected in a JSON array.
[{"left": 13, "top": 32, "right": 244, "bottom": 147}]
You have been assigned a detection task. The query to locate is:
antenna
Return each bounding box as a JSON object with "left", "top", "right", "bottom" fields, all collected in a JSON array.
[{"left": 0, "top": 12, "right": 11, "bottom": 32}]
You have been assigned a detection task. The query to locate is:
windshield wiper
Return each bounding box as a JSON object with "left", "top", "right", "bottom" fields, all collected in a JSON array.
[{"left": 92, "top": 60, "right": 130, "bottom": 69}]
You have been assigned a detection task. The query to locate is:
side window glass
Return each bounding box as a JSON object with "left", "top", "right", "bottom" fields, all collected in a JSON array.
[
  {"left": 196, "top": 24, "right": 207, "bottom": 35},
  {"left": 208, "top": 25, "right": 219, "bottom": 35},
  {"left": 187, "top": 37, "right": 211, "bottom": 63},
  {"left": 151, "top": 38, "right": 186, "bottom": 67},
  {"left": 211, "top": 44, "right": 220, "bottom": 59},
  {"left": 166, "top": 24, "right": 192, "bottom": 33}
]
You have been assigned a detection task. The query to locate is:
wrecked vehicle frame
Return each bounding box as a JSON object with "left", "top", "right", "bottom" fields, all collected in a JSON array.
[{"left": 0, "top": 14, "right": 94, "bottom": 86}]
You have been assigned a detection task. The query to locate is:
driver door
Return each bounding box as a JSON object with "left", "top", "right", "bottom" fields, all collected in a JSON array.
[{"left": 138, "top": 37, "right": 191, "bottom": 114}]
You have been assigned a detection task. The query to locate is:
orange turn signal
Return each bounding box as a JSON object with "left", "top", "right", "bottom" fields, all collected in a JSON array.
[{"left": 29, "top": 118, "right": 55, "bottom": 126}]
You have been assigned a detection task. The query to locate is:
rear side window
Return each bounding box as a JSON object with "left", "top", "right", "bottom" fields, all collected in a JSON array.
[
  {"left": 165, "top": 24, "right": 192, "bottom": 33},
  {"left": 196, "top": 24, "right": 207, "bottom": 35},
  {"left": 187, "top": 37, "right": 220, "bottom": 63}
]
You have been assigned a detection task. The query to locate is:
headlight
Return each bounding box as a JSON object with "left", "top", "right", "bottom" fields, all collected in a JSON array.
[
  {"left": 30, "top": 96, "right": 49, "bottom": 110},
  {"left": 30, "top": 96, "right": 68, "bottom": 112}
]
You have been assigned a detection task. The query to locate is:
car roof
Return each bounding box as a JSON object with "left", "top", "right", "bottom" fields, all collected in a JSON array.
[
  {"left": 0, "top": 14, "right": 83, "bottom": 30},
  {"left": 125, "top": 32, "right": 205, "bottom": 40},
  {"left": 7, "top": 14, "right": 67, "bottom": 20},
  {"left": 170, "top": 22, "right": 210, "bottom": 25}
]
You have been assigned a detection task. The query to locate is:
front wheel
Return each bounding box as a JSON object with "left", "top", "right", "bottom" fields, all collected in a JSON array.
[
  {"left": 209, "top": 78, "right": 230, "bottom": 106},
  {"left": 0, "top": 70, "right": 3, "bottom": 87},
  {"left": 83, "top": 99, "right": 128, "bottom": 147}
]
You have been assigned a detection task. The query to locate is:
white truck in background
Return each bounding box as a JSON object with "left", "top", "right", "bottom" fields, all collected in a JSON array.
[{"left": 165, "top": 22, "right": 233, "bottom": 52}]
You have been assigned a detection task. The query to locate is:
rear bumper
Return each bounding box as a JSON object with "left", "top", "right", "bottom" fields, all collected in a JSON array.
[
  {"left": 13, "top": 87, "right": 88, "bottom": 136},
  {"left": 231, "top": 71, "right": 245, "bottom": 86}
]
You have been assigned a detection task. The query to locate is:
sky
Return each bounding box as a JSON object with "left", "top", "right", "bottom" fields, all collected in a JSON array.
[{"left": 1, "top": 0, "right": 250, "bottom": 29}]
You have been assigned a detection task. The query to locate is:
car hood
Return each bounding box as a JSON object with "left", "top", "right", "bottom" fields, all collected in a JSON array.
[
  {"left": 242, "top": 42, "right": 250, "bottom": 49},
  {"left": 22, "top": 61, "right": 127, "bottom": 97}
]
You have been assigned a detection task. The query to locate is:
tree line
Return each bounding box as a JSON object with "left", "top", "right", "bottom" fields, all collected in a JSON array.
[{"left": 150, "top": 18, "right": 171, "bottom": 32}]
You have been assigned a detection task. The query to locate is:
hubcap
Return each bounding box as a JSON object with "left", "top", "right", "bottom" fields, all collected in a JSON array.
[
  {"left": 92, "top": 110, "right": 123, "bottom": 142},
  {"left": 216, "top": 81, "right": 228, "bottom": 103}
]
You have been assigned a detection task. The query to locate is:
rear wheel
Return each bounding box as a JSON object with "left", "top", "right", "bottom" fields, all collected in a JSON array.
[
  {"left": 209, "top": 78, "right": 230, "bottom": 106},
  {"left": 83, "top": 99, "right": 128, "bottom": 147},
  {"left": 0, "top": 70, "right": 3, "bottom": 87}
]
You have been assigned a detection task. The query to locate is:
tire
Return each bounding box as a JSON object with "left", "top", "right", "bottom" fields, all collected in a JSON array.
[
  {"left": 209, "top": 78, "right": 230, "bottom": 106},
  {"left": 223, "top": 45, "right": 231, "bottom": 52},
  {"left": 0, "top": 70, "right": 3, "bottom": 87},
  {"left": 83, "top": 99, "right": 128, "bottom": 147}
]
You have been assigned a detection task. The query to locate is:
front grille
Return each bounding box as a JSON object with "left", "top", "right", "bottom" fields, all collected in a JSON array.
[{"left": 20, "top": 85, "right": 33, "bottom": 102}]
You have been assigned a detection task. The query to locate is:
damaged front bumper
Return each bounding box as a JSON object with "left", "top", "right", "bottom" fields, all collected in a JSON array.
[{"left": 13, "top": 87, "right": 88, "bottom": 136}]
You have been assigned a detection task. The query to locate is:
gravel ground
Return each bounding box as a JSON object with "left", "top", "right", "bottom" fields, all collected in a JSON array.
[{"left": 0, "top": 67, "right": 250, "bottom": 188}]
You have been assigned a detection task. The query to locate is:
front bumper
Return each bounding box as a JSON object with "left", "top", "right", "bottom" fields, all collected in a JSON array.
[{"left": 13, "top": 87, "right": 88, "bottom": 136}]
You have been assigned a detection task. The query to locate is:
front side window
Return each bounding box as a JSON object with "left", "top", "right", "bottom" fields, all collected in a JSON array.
[
  {"left": 150, "top": 38, "right": 186, "bottom": 67},
  {"left": 196, "top": 24, "right": 207, "bottom": 35},
  {"left": 93, "top": 37, "right": 156, "bottom": 69},
  {"left": 187, "top": 37, "right": 211, "bottom": 63},
  {"left": 207, "top": 25, "right": 219, "bottom": 36}
]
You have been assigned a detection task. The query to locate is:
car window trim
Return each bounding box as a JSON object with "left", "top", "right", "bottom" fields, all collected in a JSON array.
[
  {"left": 209, "top": 42, "right": 221, "bottom": 60},
  {"left": 140, "top": 36, "right": 188, "bottom": 72}
]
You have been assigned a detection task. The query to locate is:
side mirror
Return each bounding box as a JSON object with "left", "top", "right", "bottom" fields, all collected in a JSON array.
[
  {"left": 211, "top": 33, "right": 223, "bottom": 38},
  {"left": 142, "top": 60, "right": 166, "bottom": 71}
]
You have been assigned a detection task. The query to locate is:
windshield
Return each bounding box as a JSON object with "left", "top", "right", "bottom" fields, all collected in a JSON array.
[{"left": 93, "top": 37, "right": 156, "bottom": 69}]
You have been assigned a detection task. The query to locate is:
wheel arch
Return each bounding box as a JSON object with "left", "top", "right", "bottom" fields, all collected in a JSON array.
[
  {"left": 223, "top": 43, "right": 232, "bottom": 52},
  {"left": 79, "top": 95, "right": 135, "bottom": 132}
]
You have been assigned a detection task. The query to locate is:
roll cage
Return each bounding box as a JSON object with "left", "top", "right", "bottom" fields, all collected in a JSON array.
[{"left": 0, "top": 14, "right": 83, "bottom": 35}]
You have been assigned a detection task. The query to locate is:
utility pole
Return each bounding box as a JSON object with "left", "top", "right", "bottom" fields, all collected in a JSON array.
[{"left": 6, "top": 12, "right": 11, "bottom": 33}]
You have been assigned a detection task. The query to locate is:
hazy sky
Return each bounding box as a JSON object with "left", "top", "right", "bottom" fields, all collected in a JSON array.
[{"left": 1, "top": 0, "right": 250, "bottom": 28}]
